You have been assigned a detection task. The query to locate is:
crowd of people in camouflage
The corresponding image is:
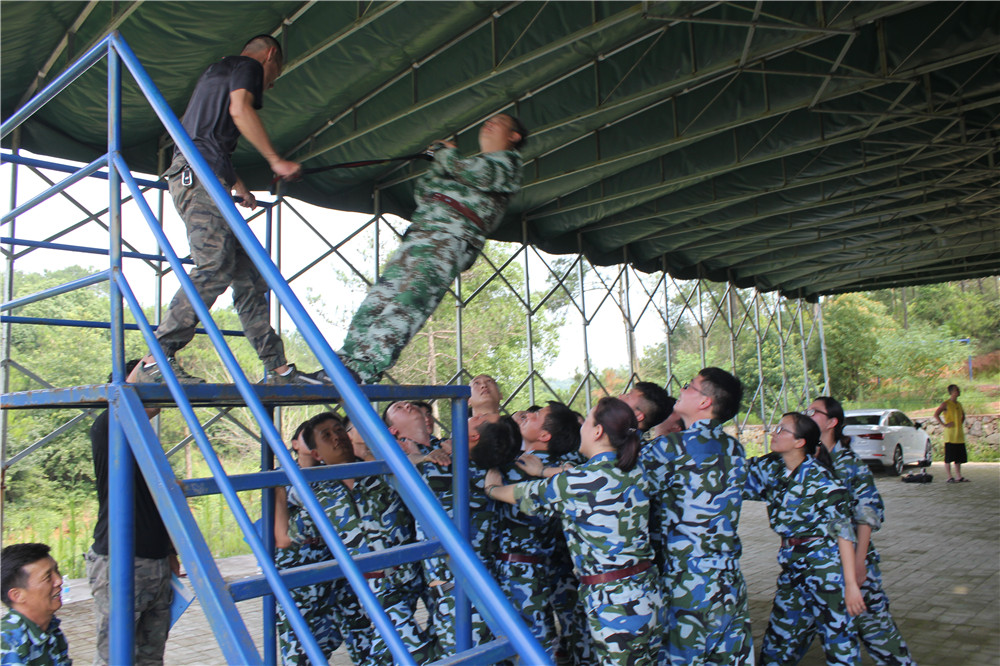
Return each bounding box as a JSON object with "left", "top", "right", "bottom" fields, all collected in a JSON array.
[
  {"left": 0, "top": 369, "right": 918, "bottom": 665},
  {"left": 0, "top": 29, "right": 918, "bottom": 666},
  {"left": 250, "top": 368, "right": 913, "bottom": 666}
]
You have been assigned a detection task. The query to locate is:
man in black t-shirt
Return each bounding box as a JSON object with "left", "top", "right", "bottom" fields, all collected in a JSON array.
[
  {"left": 136, "top": 35, "right": 319, "bottom": 386},
  {"left": 85, "top": 360, "right": 177, "bottom": 665}
]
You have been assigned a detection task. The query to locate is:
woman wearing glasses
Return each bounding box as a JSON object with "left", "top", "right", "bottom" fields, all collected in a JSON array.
[
  {"left": 744, "top": 412, "right": 866, "bottom": 665},
  {"left": 806, "top": 398, "right": 915, "bottom": 664},
  {"left": 484, "top": 397, "right": 663, "bottom": 665}
]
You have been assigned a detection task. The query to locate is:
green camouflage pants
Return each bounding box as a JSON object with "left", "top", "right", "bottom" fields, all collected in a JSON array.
[
  {"left": 154, "top": 169, "right": 286, "bottom": 370},
  {"left": 340, "top": 218, "right": 481, "bottom": 383},
  {"left": 85, "top": 548, "right": 172, "bottom": 666}
]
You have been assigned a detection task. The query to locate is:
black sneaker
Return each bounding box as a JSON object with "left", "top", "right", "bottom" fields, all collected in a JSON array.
[
  {"left": 310, "top": 366, "right": 363, "bottom": 385},
  {"left": 134, "top": 358, "right": 206, "bottom": 384},
  {"left": 265, "top": 363, "right": 332, "bottom": 386}
]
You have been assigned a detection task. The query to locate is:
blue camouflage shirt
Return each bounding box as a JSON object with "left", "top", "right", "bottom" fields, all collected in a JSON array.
[
  {"left": 495, "top": 451, "right": 562, "bottom": 559},
  {"left": 641, "top": 419, "right": 747, "bottom": 573},
  {"left": 514, "top": 451, "right": 653, "bottom": 577},
  {"left": 287, "top": 479, "right": 369, "bottom": 556},
  {"left": 830, "top": 441, "right": 884, "bottom": 532},
  {"left": 743, "top": 453, "right": 855, "bottom": 543},
  {"left": 1, "top": 611, "right": 71, "bottom": 666}
]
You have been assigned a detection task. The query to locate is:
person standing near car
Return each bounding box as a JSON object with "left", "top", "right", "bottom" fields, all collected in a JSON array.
[
  {"left": 933, "top": 384, "right": 968, "bottom": 483},
  {"left": 806, "top": 397, "right": 915, "bottom": 664}
]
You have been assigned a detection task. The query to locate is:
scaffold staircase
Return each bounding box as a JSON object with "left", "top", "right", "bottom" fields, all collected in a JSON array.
[{"left": 1, "top": 32, "right": 547, "bottom": 665}]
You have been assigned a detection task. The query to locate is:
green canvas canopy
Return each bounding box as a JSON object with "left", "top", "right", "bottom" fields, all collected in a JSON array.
[{"left": 3, "top": 1, "right": 998, "bottom": 300}]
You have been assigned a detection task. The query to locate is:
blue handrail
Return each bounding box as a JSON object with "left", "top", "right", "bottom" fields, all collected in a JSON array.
[
  {"left": 110, "top": 30, "right": 547, "bottom": 662},
  {"left": 2, "top": 30, "right": 549, "bottom": 666}
]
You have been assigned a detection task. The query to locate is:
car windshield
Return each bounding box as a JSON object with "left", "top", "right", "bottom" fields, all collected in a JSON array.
[{"left": 846, "top": 414, "right": 882, "bottom": 426}]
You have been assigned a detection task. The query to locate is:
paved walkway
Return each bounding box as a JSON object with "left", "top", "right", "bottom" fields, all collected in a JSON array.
[{"left": 55, "top": 462, "right": 999, "bottom": 665}]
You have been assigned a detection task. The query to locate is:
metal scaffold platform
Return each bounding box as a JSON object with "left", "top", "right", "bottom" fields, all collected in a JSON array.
[{"left": 1, "top": 33, "right": 547, "bottom": 665}]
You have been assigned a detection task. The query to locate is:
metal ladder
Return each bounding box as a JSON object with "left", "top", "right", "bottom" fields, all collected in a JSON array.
[{"left": 0, "top": 32, "right": 548, "bottom": 666}]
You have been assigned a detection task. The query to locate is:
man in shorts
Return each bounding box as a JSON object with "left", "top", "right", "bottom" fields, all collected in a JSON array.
[{"left": 934, "top": 384, "right": 969, "bottom": 482}]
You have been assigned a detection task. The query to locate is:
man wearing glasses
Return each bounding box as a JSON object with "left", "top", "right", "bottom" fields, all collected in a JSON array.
[{"left": 640, "top": 367, "right": 754, "bottom": 665}]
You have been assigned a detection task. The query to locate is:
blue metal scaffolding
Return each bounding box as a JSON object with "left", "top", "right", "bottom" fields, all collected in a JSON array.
[{"left": 1, "top": 32, "right": 548, "bottom": 665}]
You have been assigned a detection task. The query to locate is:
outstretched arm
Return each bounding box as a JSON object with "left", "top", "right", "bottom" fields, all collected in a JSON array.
[
  {"left": 484, "top": 468, "right": 516, "bottom": 505},
  {"left": 273, "top": 486, "right": 291, "bottom": 549},
  {"left": 229, "top": 89, "right": 301, "bottom": 180}
]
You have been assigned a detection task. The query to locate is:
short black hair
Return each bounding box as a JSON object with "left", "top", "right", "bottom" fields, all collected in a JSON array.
[
  {"left": 381, "top": 402, "right": 396, "bottom": 428},
  {"left": 2, "top": 543, "right": 52, "bottom": 606},
  {"left": 108, "top": 359, "right": 142, "bottom": 383},
  {"left": 543, "top": 401, "right": 581, "bottom": 457},
  {"left": 698, "top": 367, "right": 743, "bottom": 422},
  {"left": 291, "top": 419, "right": 312, "bottom": 448},
  {"left": 508, "top": 115, "right": 529, "bottom": 150},
  {"left": 304, "top": 411, "right": 344, "bottom": 450},
  {"left": 471, "top": 416, "right": 521, "bottom": 470},
  {"left": 242, "top": 34, "right": 283, "bottom": 66},
  {"left": 633, "top": 382, "right": 673, "bottom": 429}
]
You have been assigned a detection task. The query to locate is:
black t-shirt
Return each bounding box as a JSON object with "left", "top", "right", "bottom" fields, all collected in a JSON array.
[
  {"left": 90, "top": 410, "right": 174, "bottom": 559},
  {"left": 175, "top": 55, "right": 264, "bottom": 187}
]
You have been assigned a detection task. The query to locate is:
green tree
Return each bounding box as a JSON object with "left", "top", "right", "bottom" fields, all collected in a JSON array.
[
  {"left": 822, "top": 293, "right": 895, "bottom": 399},
  {"left": 388, "top": 242, "right": 566, "bottom": 418},
  {"left": 875, "top": 321, "right": 971, "bottom": 389}
]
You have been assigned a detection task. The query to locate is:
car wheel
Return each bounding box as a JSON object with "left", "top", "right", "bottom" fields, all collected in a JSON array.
[{"left": 891, "top": 445, "right": 904, "bottom": 476}]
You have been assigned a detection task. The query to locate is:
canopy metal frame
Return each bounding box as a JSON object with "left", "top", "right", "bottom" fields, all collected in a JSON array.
[{"left": 2, "top": 2, "right": 996, "bottom": 299}]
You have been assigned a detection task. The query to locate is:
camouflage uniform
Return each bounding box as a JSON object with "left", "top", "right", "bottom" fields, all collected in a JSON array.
[
  {"left": 339, "top": 147, "right": 523, "bottom": 382},
  {"left": 514, "top": 451, "right": 663, "bottom": 666},
  {"left": 493, "top": 453, "right": 562, "bottom": 657},
  {"left": 355, "top": 475, "right": 431, "bottom": 664},
  {"left": 277, "top": 479, "right": 372, "bottom": 665},
  {"left": 154, "top": 161, "right": 286, "bottom": 370},
  {"left": 1, "top": 611, "right": 71, "bottom": 666},
  {"left": 640, "top": 420, "right": 754, "bottom": 666},
  {"left": 415, "top": 459, "right": 494, "bottom": 659},
  {"left": 84, "top": 549, "right": 172, "bottom": 666},
  {"left": 539, "top": 448, "right": 595, "bottom": 663},
  {"left": 794, "top": 443, "right": 915, "bottom": 665},
  {"left": 744, "top": 454, "right": 860, "bottom": 665},
  {"left": 548, "top": 532, "right": 596, "bottom": 665}
]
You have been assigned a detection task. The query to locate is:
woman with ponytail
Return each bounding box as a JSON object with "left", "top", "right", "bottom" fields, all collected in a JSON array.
[
  {"left": 484, "top": 397, "right": 662, "bottom": 665},
  {"left": 744, "top": 412, "right": 866, "bottom": 665},
  {"left": 805, "top": 397, "right": 915, "bottom": 664}
]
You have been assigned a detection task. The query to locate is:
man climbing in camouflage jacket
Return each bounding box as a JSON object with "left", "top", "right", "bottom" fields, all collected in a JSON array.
[{"left": 335, "top": 114, "right": 527, "bottom": 383}]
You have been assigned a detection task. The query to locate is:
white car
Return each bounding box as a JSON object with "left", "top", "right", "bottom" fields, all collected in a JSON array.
[{"left": 843, "top": 409, "right": 933, "bottom": 475}]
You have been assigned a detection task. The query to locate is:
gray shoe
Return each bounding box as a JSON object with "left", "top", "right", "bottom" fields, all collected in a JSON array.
[
  {"left": 265, "top": 363, "right": 332, "bottom": 386},
  {"left": 134, "top": 358, "right": 206, "bottom": 384}
]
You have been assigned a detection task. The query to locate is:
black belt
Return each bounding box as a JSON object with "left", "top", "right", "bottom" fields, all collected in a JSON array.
[{"left": 781, "top": 536, "right": 823, "bottom": 548}]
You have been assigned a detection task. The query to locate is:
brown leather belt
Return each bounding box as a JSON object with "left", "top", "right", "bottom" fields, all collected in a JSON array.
[
  {"left": 579, "top": 560, "right": 652, "bottom": 586},
  {"left": 430, "top": 192, "right": 485, "bottom": 230},
  {"left": 496, "top": 553, "right": 544, "bottom": 565},
  {"left": 782, "top": 536, "right": 823, "bottom": 548}
]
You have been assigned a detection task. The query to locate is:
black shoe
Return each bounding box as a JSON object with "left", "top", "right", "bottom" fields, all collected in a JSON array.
[
  {"left": 310, "top": 366, "right": 363, "bottom": 385},
  {"left": 134, "top": 358, "right": 206, "bottom": 384},
  {"left": 264, "top": 363, "right": 334, "bottom": 386}
]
